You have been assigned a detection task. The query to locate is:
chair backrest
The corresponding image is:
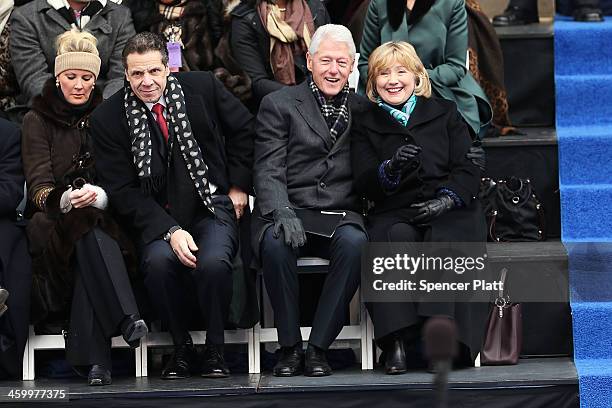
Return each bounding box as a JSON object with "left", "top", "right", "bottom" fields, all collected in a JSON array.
[{"left": 349, "top": 52, "right": 360, "bottom": 91}]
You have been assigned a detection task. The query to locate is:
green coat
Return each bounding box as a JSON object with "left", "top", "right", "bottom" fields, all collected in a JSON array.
[{"left": 358, "top": 0, "right": 492, "bottom": 136}]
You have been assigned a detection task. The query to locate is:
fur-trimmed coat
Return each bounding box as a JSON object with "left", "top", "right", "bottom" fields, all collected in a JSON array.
[
  {"left": 127, "top": 0, "right": 251, "bottom": 102},
  {"left": 21, "top": 79, "right": 134, "bottom": 322}
]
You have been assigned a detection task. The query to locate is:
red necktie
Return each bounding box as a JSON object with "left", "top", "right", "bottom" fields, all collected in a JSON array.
[{"left": 152, "top": 103, "right": 169, "bottom": 143}]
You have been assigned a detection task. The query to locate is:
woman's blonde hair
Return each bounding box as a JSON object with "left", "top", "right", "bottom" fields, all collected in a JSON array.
[
  {"left": 55, "top": 29, "right": 99, "bottom": 57},
  {"left": 365, "top": 41, "right": 431, "bottom": 102}
]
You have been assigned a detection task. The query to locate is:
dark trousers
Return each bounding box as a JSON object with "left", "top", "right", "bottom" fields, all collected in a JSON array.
[
  {"left": 66, "top": 228, "right": 139, "bottom": 367},
  {"left": 260, "top": 224, "right": 366, "bottom": 350},
  {"left": 141, "top": 204, "right": 237, "bottom": 346}
]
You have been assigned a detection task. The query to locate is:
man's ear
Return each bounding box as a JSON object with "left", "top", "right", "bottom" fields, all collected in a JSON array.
[
  {"left": 165, "top": 65, "right": 170, "bottom": 77},
  {"left": 124, "top": 69, "right": 129, "bottom": 81},
  {"left": 306, "top": 51, "right": 313, "bottom": 73}
]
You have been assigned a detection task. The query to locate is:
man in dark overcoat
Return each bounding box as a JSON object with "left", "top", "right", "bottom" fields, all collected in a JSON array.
[
  {"left": 253, "top": 24, "right": 367, "bottom": 377},
  {"left": 0, "top": 118, "right": 31, "bottom": 379},
  {"left": 10, "top": 0, "right": 136, "bottom": 103},
  {"left": 91, "top": 32, "right": 254, "bottom": 379}
]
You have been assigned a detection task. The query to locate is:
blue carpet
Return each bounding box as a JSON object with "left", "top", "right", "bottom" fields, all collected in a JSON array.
[{"left": 556, "top": 16, "right": 612, "bottom": 408}]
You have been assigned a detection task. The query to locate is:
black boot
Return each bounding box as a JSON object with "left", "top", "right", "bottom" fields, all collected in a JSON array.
[
  {"left": 384, "top": 336, "right": 407, "bottom": 375},
  {"left": 273, "top": 343, "right": 304, "bottom": 377},
  {"left": 492, "top": 5, "right": 539, "bottom": 26},
  {"left": 201, "top": 344, "right": 230, "bottom": 378},
  {"left": 304, "top": 344, "right": 332, "bottom": 377},
  {"left": 88, "top": 364, "right": 111, "bottom": 386}
]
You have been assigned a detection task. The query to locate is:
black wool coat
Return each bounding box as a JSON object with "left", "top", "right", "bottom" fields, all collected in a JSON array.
[
  {"left": 91, "top": 72, "right": 254, "bottom": 247},
  {"left": 229, "top": 0, "right": 331, "bottom": 105},
  {"left": 350, "top": 96, "right": 488, "bottom": 357},
  {"left": 0, "top": 118, "right": 31, "bottom": 379},
  {"left": 350, "top": 95, "right": 486, "bottom": 242}
]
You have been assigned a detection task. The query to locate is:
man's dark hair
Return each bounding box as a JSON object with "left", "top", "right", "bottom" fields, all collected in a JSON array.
[{"left": 122, "top": 32, "right": 169, "bottom": 69}]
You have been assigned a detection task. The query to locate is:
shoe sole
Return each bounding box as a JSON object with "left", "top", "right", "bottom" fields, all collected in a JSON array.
[
  {"left": 201, "top": 372, "right": 230, "bottom": 378},
  {"left": 303, "top": 371, "right": 332, "bottom": 377},
  {"left": 124, "top": 320, "right": 148, "bottom": 344},
  {"left": 88, "top": 378, "right": 111, "bottom": 386},
  {"left": 160, "top": 374, "right": 191, "bottom": 380},
  {"left": 273, "top": 370, "right": 303, "bottom": 377}
]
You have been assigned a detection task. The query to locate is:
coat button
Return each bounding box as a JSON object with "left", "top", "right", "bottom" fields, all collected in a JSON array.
[{"left": 320, "top": 182, "right": 326, "bottom": 188}]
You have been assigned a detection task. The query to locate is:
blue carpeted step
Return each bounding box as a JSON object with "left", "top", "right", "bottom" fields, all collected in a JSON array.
[
  {"left": 555, "top": 17, "right": 612, "bottom": 76},
  {"left": 567, "top": 242, "right": 612, "bottom": 303},
  {"left": 573, "top": 359, "right": 612, "bottom": 408},
  {"left": 559, "top": 185, "right": 612, "bottom": 241},
  {"left": 558, "top": 126, "right": 612, "bottom": 185},
  {"left": 571, "top": 302, "right": 612, "bottom": 359},
  {"left": 555, "top": 75, "right": 612, "bottom": 128}
]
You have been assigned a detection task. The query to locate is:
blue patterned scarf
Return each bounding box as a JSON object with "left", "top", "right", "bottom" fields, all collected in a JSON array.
[{"left": 377, "top": 93, "right": 417, "bottom": 127}]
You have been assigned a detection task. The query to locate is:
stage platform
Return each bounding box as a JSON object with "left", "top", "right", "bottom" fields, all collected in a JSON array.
[{"left": 2, "top": 357, "right": 578, "bottom": 407}]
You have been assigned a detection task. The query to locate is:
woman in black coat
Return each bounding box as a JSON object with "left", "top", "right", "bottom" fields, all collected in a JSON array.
[
  {"left": 229, "top": 0, "right": 330, "bottom": 105},
  {"left": 21, "top": 30, "right": 147, "bottom": 386},
  {"left": 351, "top": 41, "right": 488, "bottom": 374},
  {"left": 0, "top": 118, "right": 31, "bottom": 379}
]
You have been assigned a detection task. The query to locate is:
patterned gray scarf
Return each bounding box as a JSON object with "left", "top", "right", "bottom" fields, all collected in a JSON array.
[
  {"left": 308, "top": 76, "right": 350, "bottom": 144},
  {"left": 124, "top": 75, "right": 214, "bottom": 214}
]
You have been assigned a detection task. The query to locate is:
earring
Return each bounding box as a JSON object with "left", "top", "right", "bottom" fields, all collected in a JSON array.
[
  {"left": 55, "top": 79, "right": 60, "bottom": 88},
  {"left": 92, "top": 83, "right": 95, "bottom": 88}
]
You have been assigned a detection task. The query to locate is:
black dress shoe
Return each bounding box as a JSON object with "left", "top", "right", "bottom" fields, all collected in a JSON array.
[
  {"left": 273, "top": 344, "right": 304, "bottom": 377},
  {"left": 304, "top": 344, "right": 332, "bottom": 377},
  {"left": 201, "top": 344, "right": 230, "bottom": 378},
  {"left": 161, "top": 344, "right": 195, "bottom": 380},
  {"left": 573, "top": 7, "right": 603, "bottom": 22},
  {"left": 492, "top": 6, "right": 539, "bottom": 26},
  {"left": 120, "top": 315, "right": 148, "bottom": 348},
  {"left": 88, "top": 364, "right": 111, "bottom": 386},
  {"left": 384, "top": 337, "right": 407, "bottom": 375}
]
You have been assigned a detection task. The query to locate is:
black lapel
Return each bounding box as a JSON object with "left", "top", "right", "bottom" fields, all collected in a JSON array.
[
  {"left": 406, "top": 97, "right": 447, "bottom": 130},
  {"left": 295, "top": 82, "right": 333, "bottom": 150}
]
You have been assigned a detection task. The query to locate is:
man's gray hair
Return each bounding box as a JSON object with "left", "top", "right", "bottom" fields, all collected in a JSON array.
[{"left": 309, "top": 24, "right": 356, "bottom": 60}]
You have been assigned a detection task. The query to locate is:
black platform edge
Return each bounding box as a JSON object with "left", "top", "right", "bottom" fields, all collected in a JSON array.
[
  {"left": 495, "top": 22, "right": 554, "bottom": 39},
  {"left": 5, "top": 358, "right": 575, "bottom": 403},
  {"left": 483, "top": 127, "right": 557, "bottom": 147}
]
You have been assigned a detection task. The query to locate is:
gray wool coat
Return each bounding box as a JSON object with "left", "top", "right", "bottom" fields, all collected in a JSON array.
[{"left": 9, "top": 0, "right": 135, "bottom": 103}]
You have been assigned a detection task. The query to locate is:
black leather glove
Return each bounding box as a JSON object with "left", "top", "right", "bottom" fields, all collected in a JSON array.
[
  {"left": 272, "top": 207, "right": 307, "bottom": 249},
  {"left": 466, "top": 141, "right": 486, "bottom": 172},
  {"left": 410, "top": 195, "right": 455, "bottom": 223},
  {"left": 387, "top": 144, "right": 421, "bottom": 174}
]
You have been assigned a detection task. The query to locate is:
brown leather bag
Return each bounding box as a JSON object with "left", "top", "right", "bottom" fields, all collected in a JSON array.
[{"left": 481, "top": 267, "right": 522, "bottom": 365}]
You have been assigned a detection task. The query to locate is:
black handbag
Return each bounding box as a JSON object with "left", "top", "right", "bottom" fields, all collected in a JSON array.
[{"left": 479, "top": 177, "right": 546, "bottom": 242}]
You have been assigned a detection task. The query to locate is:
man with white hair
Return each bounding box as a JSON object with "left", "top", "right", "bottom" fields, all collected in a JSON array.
[
  {"left": 10, "top": 0, "right": 135, "bottom": 103},
  {"left": 253, "top": 24, "right": 367, "bottom": 377}
]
